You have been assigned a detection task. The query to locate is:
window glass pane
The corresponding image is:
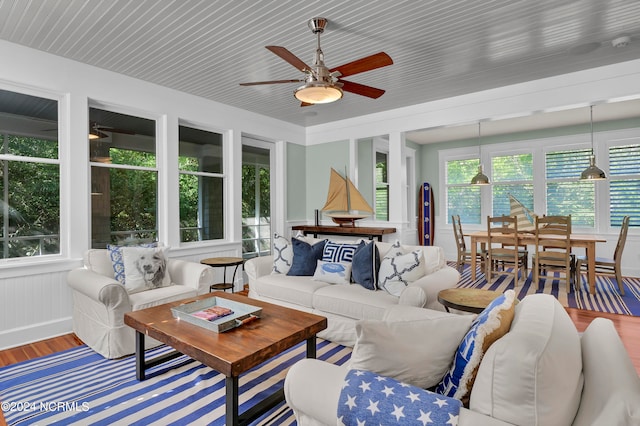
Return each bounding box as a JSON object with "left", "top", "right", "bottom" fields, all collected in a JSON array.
[
  {"left": 546, "top": 149, "right": 591, "bottom": 179},
  {"left": 179, "top": 125, "right": 226, "bottom": 243},
  {"left": 448, "top": 186, "right": 481, "bottom": 224},
  {"left": 493, "top": 184, "right": 534, "bottom": 217},
  {"left": 610, "top": 179, "right": 640, "bottom": 227},
  {"left": 1, "top": 161, "right": 60, "bottom": 258},
  {"left": 376, "top": 152, "right": 387, "bottom": 183},
  {"left": 89, "top": 109, "right": 155, "bottom": 166},
  {"left": 0, "top": 89, "right": 60, "bottom": 259},
  {"left": 91, "top": 167, "right": 157, "bottom": 246},
  {"left": 8, "top": 135, "right": 58, "bottom": 159},
  {"left": 179, "top": 126, "right": 223, "bottom": 173},
  {"left": 242, "top": 144, "right": 270, "bottom": 258},
  {"left": 447, "top": 158, "right": 479, "bottom": 184},
  {"left": 610, "top": 144, "right": 640, "bottom": 176},
  {"left": 493, "top": 153, "right": 532, "bottom": 181},
  {"left": 547, "top": 181, "right": 594, "bottom": 226},
  {"left": 90, "top": 108, "right": 158, "bottom": 248}
]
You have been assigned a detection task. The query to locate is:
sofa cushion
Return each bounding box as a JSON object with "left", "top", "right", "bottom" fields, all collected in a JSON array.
[
  {"left": 288, "top": 238, "right": 326, "bottom": 276},
  {"left": 572, "top": 318, "right": 640, "bottom": 426},
  {"left": 349, "top": 314, "right": 473, "bottom": 389},
  {"left": 378, "top": 249, "right": 426, "bottom": 296},
  {"left": 84, "top": 249, "right": 116, "bottom": 278},
  {"left": 436, "top": 289, "right": 516, "bottom": 405},
  {"left": 469, "top": 293, "right": 583, "bottom": 426},
  {"left": 130, "top": 284, "right": 197, "bottom": 311},
  {"left": 312, "top": 260, "right": 352, "bottom": 285},
  {"left": 251, "top": 274, "right": 329, "bottom": 309},
  {"left": 272, "top": 233, "right": 294, "bottom": 274},
  {"left": 351, "top": 241, "right": 380, "bottom": 290},
  {"left": 322, "top": 240, "right": 364, "bottom": 263},
  {"left": 121, "top": 246, "right": 171, "bottom": 293},
  {"left": 106, "top": 242, "right": 158, "bottom": 284},
  {"left": 312, "top": 284, "right": 398, "bottom": 321}
]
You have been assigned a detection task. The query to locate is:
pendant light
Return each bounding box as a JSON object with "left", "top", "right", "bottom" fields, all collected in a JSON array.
[
  {"left": 580, "top": 105, "right": 606, "bottom": 180},
  {"left": 471, "top": 121, "right": 490, "bottom": 185}
]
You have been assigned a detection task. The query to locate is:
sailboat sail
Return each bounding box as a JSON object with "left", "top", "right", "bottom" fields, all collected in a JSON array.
[{"left": 322, "top": 168, "right": 373, "bottom": 225}]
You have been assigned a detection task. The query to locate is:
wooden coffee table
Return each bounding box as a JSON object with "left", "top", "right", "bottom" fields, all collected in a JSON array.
[
  {"left": 438, "top": 288, "right": 504, "bottom": 314},
  {"left": 124, "top": 292, "right": 327, "bottom": 426}
]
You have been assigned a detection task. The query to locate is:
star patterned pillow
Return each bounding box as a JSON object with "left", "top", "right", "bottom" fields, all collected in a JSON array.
[{"left": 337, "top": 369, "right": 461, "bottom": 425}]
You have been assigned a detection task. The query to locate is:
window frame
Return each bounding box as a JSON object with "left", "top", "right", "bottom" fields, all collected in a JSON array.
[{"left": 0, "top": 84, "right": 67, "bottom": 264}]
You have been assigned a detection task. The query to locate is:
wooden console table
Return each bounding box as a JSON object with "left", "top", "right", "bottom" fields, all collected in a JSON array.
[{"left": 292, "top": 225, "right": 396, "bottom": 242}]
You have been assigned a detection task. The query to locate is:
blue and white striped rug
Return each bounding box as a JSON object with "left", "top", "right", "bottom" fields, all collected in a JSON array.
[
  {"left": 0, "top": 339, "right": 351, "bottom": 425},
  {"left": 452, "top": 262, "right": 640, "bottom": 316}
]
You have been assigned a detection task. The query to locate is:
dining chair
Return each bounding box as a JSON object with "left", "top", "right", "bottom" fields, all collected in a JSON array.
[
  {"left": 575, "top": 215, "right": 630, "bottom": 295},
  {"left": 486, "top": 215, "right": 527, "bottom": 284},
  {"left": 532, "top": 215, "right": 574, "bottom": 292},
  {"left": 452, "top": 214, "right": 486, "bottom": 273}
]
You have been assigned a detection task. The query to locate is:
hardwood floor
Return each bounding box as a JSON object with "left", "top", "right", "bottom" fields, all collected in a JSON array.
[{"left": 0, "top": 333, "right": 83, "bottom": 368}]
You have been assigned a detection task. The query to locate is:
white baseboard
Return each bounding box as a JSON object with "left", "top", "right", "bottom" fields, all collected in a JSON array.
[{"left": 0, "top": 317, "right": 73, "bottom": 350}]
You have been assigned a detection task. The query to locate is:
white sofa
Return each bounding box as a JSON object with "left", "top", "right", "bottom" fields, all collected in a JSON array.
[
  {"left": 285, "top": 294, "right": 640, "bottom": 426},
  {"left": 245, "top": 240, "right": 460, "bottom": 346},
  {"left": 67, "top": 249, "right": 213, "bottom": 359}
]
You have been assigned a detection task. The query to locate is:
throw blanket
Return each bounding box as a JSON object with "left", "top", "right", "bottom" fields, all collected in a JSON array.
[{"left": 338, "top": 369, "right": 461, "bottom": 425}]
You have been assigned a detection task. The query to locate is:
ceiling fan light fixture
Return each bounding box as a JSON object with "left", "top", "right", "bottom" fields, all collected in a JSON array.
[{"left": 294, "top": 82, "right": 343, "bottom": 104}]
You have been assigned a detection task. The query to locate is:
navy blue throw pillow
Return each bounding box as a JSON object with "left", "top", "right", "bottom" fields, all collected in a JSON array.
[
  {"left": 351, "top": 241, "right": 380, "bottom": 290},
  {"left": 287, "top": 238, "right": 327, "bottom": 276}
]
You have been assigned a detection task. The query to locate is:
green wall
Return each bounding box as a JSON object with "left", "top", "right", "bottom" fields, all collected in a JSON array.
[
  {"left": 286, "top": 142, "right": 307, "bottom": 220},
  {"left": 305, "top": 140, "right": 350, "bottom": 219}
]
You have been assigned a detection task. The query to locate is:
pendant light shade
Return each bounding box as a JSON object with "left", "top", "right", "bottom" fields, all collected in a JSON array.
[
  {"left": 580, "top": 106, "right": 606, "bottom": 180},
  {"left": 471, "top": 122, "right": 490, "bottom": 185}
]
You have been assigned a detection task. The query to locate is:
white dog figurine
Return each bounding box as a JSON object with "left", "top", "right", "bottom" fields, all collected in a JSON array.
[{"left": 135, "top": 250, "right": 167, "bottom": 289}]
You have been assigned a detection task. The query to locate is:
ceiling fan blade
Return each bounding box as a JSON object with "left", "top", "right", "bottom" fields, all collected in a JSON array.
[
  {"left": 330, "top": 52, "right": 393, "bottom": 78},
  {"left": 300, "top": 102, "right": 313, "bottom": 107},
  {"left": 96, "top": 127, "right": 135, "bottom": 135},
  {"left": 340, "top": 80, "right": 386, "bottom": 99},
  {"left": 239, "top": 79, "right": 302, "bottom": 86},
  {"left": 266, "top": 46, "right": 311, "bottom": 72}
]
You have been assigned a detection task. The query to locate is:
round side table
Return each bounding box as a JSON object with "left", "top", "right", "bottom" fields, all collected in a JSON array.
[
  {"left": 437, "top": 288, "right": 504, "bottom": 314},
  {"left": 200, "top": 257, "right": 244, "bottom": 293}
]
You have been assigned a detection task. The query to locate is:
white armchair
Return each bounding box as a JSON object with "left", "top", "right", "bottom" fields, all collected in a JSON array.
[{"left": 67, "top": 249, "right": 213, "bottom": 359}]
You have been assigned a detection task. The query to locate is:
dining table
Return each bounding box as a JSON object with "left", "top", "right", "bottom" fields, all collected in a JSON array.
[{"left": 467, "top": 231, "right": 606, "bottom": 295}]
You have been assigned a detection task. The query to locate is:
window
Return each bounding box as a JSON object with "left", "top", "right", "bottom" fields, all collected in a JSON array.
[
  {"left": 90, "top": 107, "right": 157, "bottom": 248},
  {"left": 0, "top": 90, "right": 59, "bottom": 259},
  {"left": 446, "top": 158, "right": 481, "bottom": 224},
  {"left": 375, "top": 151, "right": 389, "bottom": 220},
  {"left": 178, "top": 125, "right": 224, "bottom": 243},
  {"left": 242, "top": 143, "right": 271, "bottom": 259},
  {"left": 609, "top": 144, "right": 640, "bottom": 227},
  {"left": 492, "top": 153, "right": 533, "bottom": 216},
  {"left": 545, "top": 148, "right": 594, "bottom": 226}
]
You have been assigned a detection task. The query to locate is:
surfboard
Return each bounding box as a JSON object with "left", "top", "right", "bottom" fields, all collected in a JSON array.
[{"left": 418, "top": 182, "right": 435, "bottom": 246}]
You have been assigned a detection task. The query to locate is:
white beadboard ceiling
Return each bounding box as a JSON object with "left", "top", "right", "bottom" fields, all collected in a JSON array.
[{"left": 1, "top": 0, "right": 640, "bottom": 141}]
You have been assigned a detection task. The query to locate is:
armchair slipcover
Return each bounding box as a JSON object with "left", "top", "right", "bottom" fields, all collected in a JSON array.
[{"left": 67, "top": 249, "right": 213, "bottom": 359}]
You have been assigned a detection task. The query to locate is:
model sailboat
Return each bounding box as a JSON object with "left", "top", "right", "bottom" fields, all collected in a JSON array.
[{"left": 321, "top": 168, "right": 373, "bottom": 227}]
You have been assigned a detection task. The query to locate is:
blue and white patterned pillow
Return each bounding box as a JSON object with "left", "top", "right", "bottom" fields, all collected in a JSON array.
[
  {"left": 322, "top": 241, "right": 364, "bottom": 263},
  {"left": 378, "top": 249, "right": 425, "bottom": 296},
  {"left": 435, "top": 289, "right": 517, "bottom": 405},
  {"left": 107, "top": 242, "right": 157, "bottom": 284},
  {"left": 312, "top": 260, "right": 352, "bottom": 284},
  {"left": 272, "top": 233, "right": 294, "bottom": 274},
  {"left": 338, "top": 369, "right": 461, "bottom": 426}
]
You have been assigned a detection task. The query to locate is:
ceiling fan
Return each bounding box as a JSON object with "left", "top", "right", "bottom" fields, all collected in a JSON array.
[
  {"left": 89, "top": 122, "right": 135, "bottom": 139},
  {"left": 239, "top": 17, "right": 393, "bottom": 106}
]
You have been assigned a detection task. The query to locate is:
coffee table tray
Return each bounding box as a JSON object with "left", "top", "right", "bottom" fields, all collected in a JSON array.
[{"left": 171, "top": 297, "right": 262, "bottom": 333}]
